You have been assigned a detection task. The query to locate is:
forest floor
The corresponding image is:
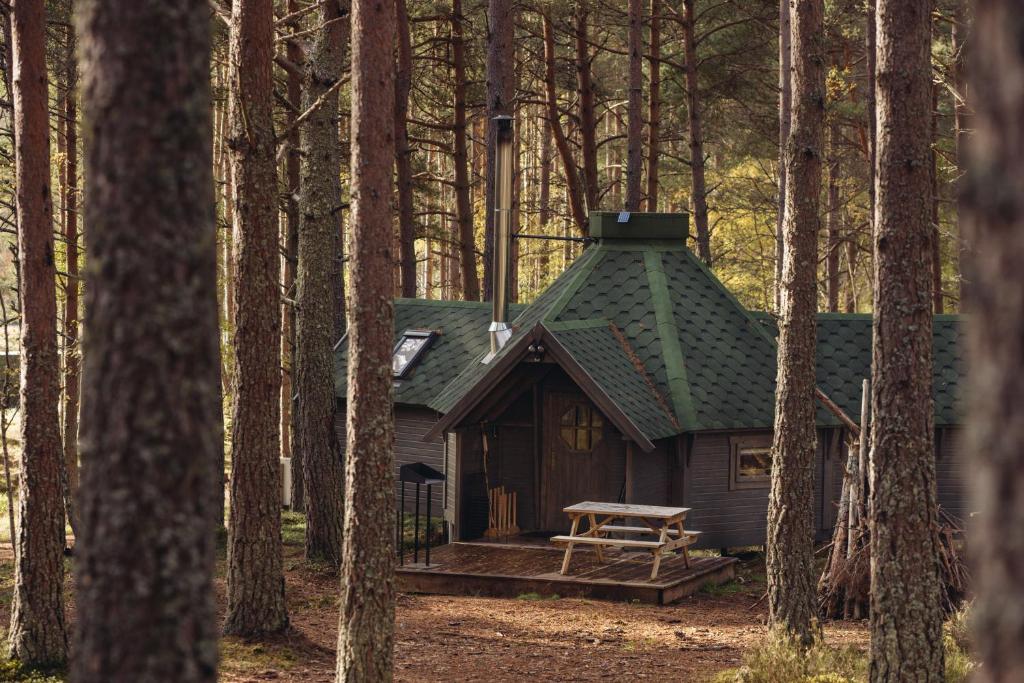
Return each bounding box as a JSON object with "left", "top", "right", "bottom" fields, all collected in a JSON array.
[
  {"left": 0, "top": 413, "right": 873, "bottom": 682},
  {"left": 0, "top": 514, "right": 871, "bottom": 682},
  {"left": 218, "top": 528, "right": 870, "bottom": 683}
]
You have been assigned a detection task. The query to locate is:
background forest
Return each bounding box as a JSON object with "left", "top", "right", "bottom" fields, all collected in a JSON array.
[{"left": 0, "top": 0, "right": 966, "bottom": 333}]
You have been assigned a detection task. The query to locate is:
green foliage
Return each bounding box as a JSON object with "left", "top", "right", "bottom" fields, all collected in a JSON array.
[
  {"left": 943, "top": 603, "right": 976, "bottom": 683},
  {"left": 280, "top": 510, "right": 306, "bottom": 548},
  {"left": 716, "top": 616, "right": 978, "bottom": 683},
  {"left": 516, "top": 592, "right": 559, "bottom": 601},
  {"left": 944, "top": 635, "right": 975, "bottom": 683},
  {"left": 712, "top": 630, "right": 867, "bottom": 683},
  {"left": 0, "top": 659, "right": 65, "bottom": 682},
  {"left": 219, "top": 638, "right": 298, "bottom": 677},
  {"left": 699, "top": 580, "right": 747, "bottom": 597}
]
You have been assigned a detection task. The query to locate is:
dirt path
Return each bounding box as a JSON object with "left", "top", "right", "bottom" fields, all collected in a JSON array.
[
  {"left": 0, "top": 543, "right": 868, "bottom": 682},
  {"left": 217, "top": 551, "right": 868, "bottom": 683}
]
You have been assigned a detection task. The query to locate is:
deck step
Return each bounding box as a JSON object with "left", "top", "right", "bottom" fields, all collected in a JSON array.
[{"left": 550, "top": 535, "right": 663, "bottom": 549}]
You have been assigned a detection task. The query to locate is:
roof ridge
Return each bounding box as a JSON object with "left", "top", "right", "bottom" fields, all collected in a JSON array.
[
  {"left": 643, "top": 250, "right": 697, "bottom": 429},
  {"left": 542, "top": 246, "right": 605, "bottom": 323},
  {"left": 607, "top": 321, "right": 682, "bottom": 432}
]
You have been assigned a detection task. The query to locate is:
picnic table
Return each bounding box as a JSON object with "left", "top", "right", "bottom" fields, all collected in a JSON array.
[{"left": 551, "top": 502, "right": 701, "bottom": 580}]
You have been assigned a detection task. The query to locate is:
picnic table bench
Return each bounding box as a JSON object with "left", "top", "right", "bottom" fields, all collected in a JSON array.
[{"left": 550, "top": 502, "right": 701, "bottom": 580}]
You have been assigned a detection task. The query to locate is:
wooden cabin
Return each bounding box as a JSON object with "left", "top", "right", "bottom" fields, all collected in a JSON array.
[{"left": 333, "top": 211, "right": 965, "bottom": 549}]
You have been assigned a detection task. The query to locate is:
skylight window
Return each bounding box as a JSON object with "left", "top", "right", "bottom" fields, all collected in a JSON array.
[{"left": 392, "top": 330, "right": 436, "bottom": 379}]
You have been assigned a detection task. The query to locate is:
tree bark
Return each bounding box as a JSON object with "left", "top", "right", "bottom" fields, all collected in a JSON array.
[
  {"left": 866, "top": 0, "right": 877, "bottom": 243},
  {"left": 283, "top": 0, "right": 302, "bottom": 509},
  {"left": 869, "top": 0, "right": 945, "bottom": 679},
  {"left": 575, "top": 4, "right": 599, "bottom": 213},
  {"left": 683, "top": 0, "right": 710, "bottom": 264},
  {"left": 930, "top": 75, "right": 944, "bottom": 314},
  {"left": 296, "top": 0, "right": 347, "bottom": 569},
  {"left": 337, "top": 0, "right": 396, "bottom": 678},
  {"left": 775, "top": 0, "right": 791, "bottom": 310},
  {"left": 625, "top": 0, "right": 643, "bottom": 211},
  {"left": 7, "top": 0, "right": 68, "bottom": 666},
  {"left": 766, "top": 0, "right": 823, "bottom": 647},
  {"left": 542, "top": 13, "right": 587, "bottom": 235},
  {"left": 224, "top": 0, "right": 289, "bottom": 636},
  {"left": 826, "top": 121, "right": 841, "bottom": 312},
  {"left": 963, "top": 4, "right": 1024, "bottom": 680},
  {"left": 483, "top": 0, "right": 515, "bottom": 300},
  {"left": 72, "top": 1, "right": 221, "bottom": 678},
  {"left": 451, "top": 0, "right": 480, "bottom": 301},
  {"left": 61, "top": 28, "right": 80, "bottom": 525},
  {"left": 646, "top": 0, "right": 661, "bottom": 212},
  {"left": 395, "top": 0, "right": 415, "bottom": 298},
  {"left": 951, "top": 0, "right": 968, "bottom": 294}
]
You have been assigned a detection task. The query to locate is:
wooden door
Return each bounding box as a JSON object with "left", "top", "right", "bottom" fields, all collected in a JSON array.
[{"left": 541, "top": 392, "right": 613, "bottom": 531}]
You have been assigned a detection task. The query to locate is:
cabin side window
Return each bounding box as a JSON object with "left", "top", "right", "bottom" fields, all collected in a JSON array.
[
  {"left": 559, "top": 404, "right": 603, "bottom": 451},
  {"left": 729, "top": 434, "right": 772, "bottom": 490}
]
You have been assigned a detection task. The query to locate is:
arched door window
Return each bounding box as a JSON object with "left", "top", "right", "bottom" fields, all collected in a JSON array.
[{"left": 559, "top": 404, "right": 603, "bottom": 451}]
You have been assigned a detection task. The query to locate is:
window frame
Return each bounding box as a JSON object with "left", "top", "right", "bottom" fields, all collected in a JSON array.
[
  {"left": 558, "top": 403, "right": 604, "bottom": 452},
  {"left": 392, "top": 329, "right": 436, "bottom": 379},
  {"left": 729, "top": 434, "right": 773, "bottom": 490}
]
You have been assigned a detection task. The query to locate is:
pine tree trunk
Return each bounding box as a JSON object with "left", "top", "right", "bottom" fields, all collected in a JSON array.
[
  {"left": 296, "top": 0, "right": 347, "bottom": 568},
  {"left": 625, "top": 0, "right": 643, "bottom": 211},
  {"left": 775, "top": 0, "right": 791, "bottom": 310},
  {"left": 539, "top": 115, "right": 552, "bottom": 227},
  {"left": 765, "top": 0, "right": 823, "bottom": 646},
  {"left": 869, "top": 0, "right": 945, "bottom": 678},
  {"left": 930, "top": 76, "right": 944, "bottom": 314},
  {"left": 224, "top": 0, "right": 289, "bottom": 636},
  {"left": 844, "top": 236, "right": 858, "bottom": 313},
  {"left": 282, "top": 0, "right": 302, "bottom": 497},
  {"left": 337, "top": 0, "right": 396, "bottom": 678},
  {"left": 542, "top": 14, "right": 588, "bottom": 235},
  {"left": 395, "top": 0, "right": 415, "bottom": 298},
  {"left": 951, "top": 1, "right": 967, "bottom": 295},
  {"left": 646, "top": 0, "right": 661, "bottom": 212},
  {"left": 866, "top": 0, "right": 877, "bottom": 241},
  {"left": 61, "top": 31, "right": 80, "bottom": 520},
  {"left": 826, "top": 121, "right": 841, "bottom": 313},
  {"left": 451, "top": 0, "right": 480, "bottom": 301},
  {"left": 575, "top": 5, "right": 599, "bottom": 213},
  {"left": 683, "top": 0, "right": 710, "bottom": 264},
  {"left": 962, "top": 2, "right": 1024, "bottom": 679},
  {"left": 72, "top": 0, "right": 221, "bottom": 678},
  {"left": 483, "top": 0, "right": 514, "bottom": 300},
  {"left": 8, "top": 0, "right": 67, "bottom": 666}
]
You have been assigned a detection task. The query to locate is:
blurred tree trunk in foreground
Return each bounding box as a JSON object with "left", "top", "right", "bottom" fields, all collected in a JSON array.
[
  {"left": 73, "top": 0, "right": 220, "bottom": 678},
  {"left": 964, "top": 1, "right": 1024, "bottom": 680}
]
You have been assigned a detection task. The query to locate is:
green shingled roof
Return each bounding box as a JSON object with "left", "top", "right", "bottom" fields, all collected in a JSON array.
[
  {"left": 334, "top": 298, "right": 526, "bottom": 408},
  {"left": 334, "top": 212, "right": 964, "bottom": 447},
  {"left": 429, "top": 212, "right": 792, "bottom": 443},
  {"left": 753, "top": 312, "right": 963, "bottom": 426}
]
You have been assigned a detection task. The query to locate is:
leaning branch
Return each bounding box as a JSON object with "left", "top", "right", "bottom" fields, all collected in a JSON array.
[
  {"left": 274, "top": 74, "right": 348, "bottom": 156},
  {"left": 815, "top": 387, "right": 861, "bottom": 436}
]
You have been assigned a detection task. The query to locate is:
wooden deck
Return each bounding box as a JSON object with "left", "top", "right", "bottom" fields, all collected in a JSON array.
[{"left": 396, "top": 541, "right": 737, "bottom": 605}]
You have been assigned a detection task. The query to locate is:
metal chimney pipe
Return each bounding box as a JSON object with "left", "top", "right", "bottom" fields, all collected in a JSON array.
[{"left": 488, "top": 115, "right": 514, "bottom": 358}]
